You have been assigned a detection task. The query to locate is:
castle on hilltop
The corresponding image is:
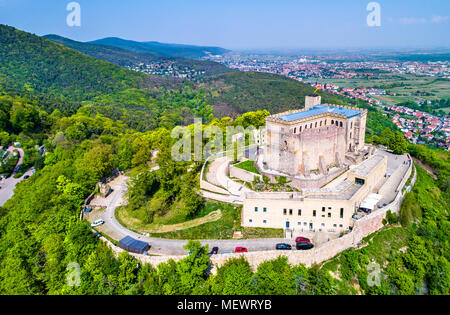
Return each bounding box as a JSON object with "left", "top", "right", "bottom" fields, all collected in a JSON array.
[{"left": 263, "top": 95, "right": 368, "bottom": 177}]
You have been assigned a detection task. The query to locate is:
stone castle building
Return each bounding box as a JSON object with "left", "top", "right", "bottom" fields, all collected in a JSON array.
[{"left": 264, "top": 96, "right": 367, "bottom": 176}]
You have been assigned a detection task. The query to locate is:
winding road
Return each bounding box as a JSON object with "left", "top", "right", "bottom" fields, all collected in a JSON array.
[
  {"left": 0, "top": 147, "right": 34, "bottom": 207},
  {"left": 102, "top": 175, "right": 291, "bottom": 255}
]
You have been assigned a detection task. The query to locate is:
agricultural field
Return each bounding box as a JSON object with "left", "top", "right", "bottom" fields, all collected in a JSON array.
[{"left": 315, "top": 74, "right": 450, "bottom": 105}]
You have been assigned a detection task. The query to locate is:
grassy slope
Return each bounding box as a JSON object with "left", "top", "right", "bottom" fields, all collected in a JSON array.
[
  {"left": 200, "top": 71, "right": 332, "bottom": 116},
  {"left": 0, "top": 25, "right": 172, "bottom": 101}
]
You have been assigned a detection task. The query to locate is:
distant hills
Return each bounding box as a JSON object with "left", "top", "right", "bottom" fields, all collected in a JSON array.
[
  {"left": 0, "top": 24, "right": 334, "bottom": 121},
  {"left": 44, "top": 35, "right": 232, "bottom": 77},
  {"left": 89, "top": 37, "right": 230, "bottom": 59},
  {"left": 0, "top": 24, "right": 176, "bottom": 101},
  {"left": 201, "top": 71, "right": 329, "bottom": 117}
]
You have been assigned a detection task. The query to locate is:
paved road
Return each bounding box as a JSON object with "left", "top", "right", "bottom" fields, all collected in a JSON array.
[
  {"left": 0, "top": 147, "right": 34, "bottom": 207},
  {"left": 102, "top": 175, "right": 290, "bottom": 255}
]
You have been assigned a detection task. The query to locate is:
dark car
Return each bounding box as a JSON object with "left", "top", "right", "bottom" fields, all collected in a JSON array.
[
  {"left": 276, "top": 243, "right": 292, "bottom": 250},
  {"left": 235, "top": 247, "right": 248, "bottom": 253},
  {"left": 23, "top": 175, "right": 30, "bottom": 180},
  {"left": 295, "top": 236, "right": 311, "bottom": 243},
  {"left": 210, "top": 247, "right": 219, "bottom": 255},
  {"left": 296, "top": 242, "right": 314, "bottom": 250}
]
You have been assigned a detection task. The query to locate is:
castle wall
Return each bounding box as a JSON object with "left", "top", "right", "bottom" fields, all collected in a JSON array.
[{"left": 298, "top": 125, "right": 346, "bottom": 173}]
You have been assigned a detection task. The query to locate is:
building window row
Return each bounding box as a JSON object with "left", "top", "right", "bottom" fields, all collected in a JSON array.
[
  {"left": 293, "top": 119, "right": 344, "bottom": 134},
  {"left": 278, "top": 207, "right": 345, "bottom": 219}
]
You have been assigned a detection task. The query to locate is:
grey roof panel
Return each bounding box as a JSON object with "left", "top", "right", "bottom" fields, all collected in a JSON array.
[{"left": 278, "top": 105, "right": 362, "bottom": 121}]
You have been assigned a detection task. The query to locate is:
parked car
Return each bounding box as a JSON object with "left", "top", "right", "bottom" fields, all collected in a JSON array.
[
  {"left": 296, "top": 242, "right": 314, "bottom": 250},
  {"left": 92, "top": 232, "right": 101, "bottom": 238},
  {"left": 276, "top": 243, "right": 292, "bottom": 250},
  {"left": 235, "top": 247, "right": 248, "bottom": 253},
  {"left": 220, "top": 251, "right": 233, "bottom": 255},
  {"left": 209, "top": 247, "right": 219, "bottom": 255},
  {"left": 23, "top": 175, "right": 30, "bottom": 180},
  {"left": 295, "top": 236, "right": 311, "bottom": 243},
  {"left": 91, "top": 219, "right": 105, "bottom": 227}
]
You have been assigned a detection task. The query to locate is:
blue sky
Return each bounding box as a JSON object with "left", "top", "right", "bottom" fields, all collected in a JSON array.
[{"left": 0, "top": 0, "right": 449, "bottom": 49}]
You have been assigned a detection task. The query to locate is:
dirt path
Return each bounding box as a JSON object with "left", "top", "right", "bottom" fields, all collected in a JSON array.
[
  {"left": 412, "top": 157, "right": 438, "bottom": 180},
  {"left": 118, "top": 209, "right": 223, "bottom": 233}
]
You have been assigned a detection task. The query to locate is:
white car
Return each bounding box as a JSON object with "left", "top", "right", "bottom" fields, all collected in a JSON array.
[{"left": 91, "top": 219, "right": 105, "bottom": 227}]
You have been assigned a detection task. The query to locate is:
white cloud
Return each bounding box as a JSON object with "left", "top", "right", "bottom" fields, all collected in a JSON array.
[
  {"left": 431, "top": 15, "right": 450, "bottom": 24},
  {"left": 398, "top": 17, "right": 428, "bottom": 25}
]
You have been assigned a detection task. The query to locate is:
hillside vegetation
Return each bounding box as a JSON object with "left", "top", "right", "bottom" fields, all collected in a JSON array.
[
  {"left": 0, "top": 25, "right": 174, "bottom": 101},
  {"left": 200, "top": 71, "right": 331, "bottom": 116},
  {"left": 45, "top": 35, "right": 232, "bottom": 78},
  {"left": 0, "top": 25, "right": 447, "bottom": 295},
  {"left": 90, "top": 37, "right": 230, "bottom": 59}
]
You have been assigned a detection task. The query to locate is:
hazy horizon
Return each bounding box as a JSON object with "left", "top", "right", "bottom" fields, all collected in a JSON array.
[{"left": 1, "top": 0, "right": 449, "bottom": 51}]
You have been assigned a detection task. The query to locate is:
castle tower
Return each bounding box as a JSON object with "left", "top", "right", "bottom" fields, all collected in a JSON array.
[{"left": 305, "top": 95, "right": 321, "bottom": 110}]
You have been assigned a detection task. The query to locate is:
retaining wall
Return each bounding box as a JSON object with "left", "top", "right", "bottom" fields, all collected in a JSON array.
[
  {"left": 229, "top": 163, "right": 262, "bottom": 182},
  {"left": 100, "top": 159, "right": 415, "bottom": 272}
]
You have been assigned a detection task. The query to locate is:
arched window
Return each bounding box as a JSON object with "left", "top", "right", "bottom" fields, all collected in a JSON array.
[
  {"left": 310, "top": 123, "right": 313, "bottom": 129},
  {"left": 331, "top": 120, "right": 334, "bottom": 125},
  {"left": 351, "top": 122, "right": 353, "bottom": 128},
  {"left": 335, "top": 120, "right": 338, "bottom": 126},
  {"left": 294, "top": 127, "right": 296, "bottom": 134},
  {"left": 320, "top": 121, "right": 322, "bottom": 127},
  {"left": 340, "top": 122, "right": 343, "bottom": 127},
  {"left": 305, "top": 125, "right": 307, "bottom": 129},
  {"left": 325, "top": 120, "right": 327, "bottom": 125},
  {"left": 300, "top": 126, "right": 302, "bottom": 132},
  {"left": 315, "top": 122, "right": 317, "bottom": 128}
]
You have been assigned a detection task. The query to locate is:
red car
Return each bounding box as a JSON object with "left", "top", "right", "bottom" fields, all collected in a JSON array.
[
  {"left": 295, "top": 237, "right": 311, "bottom": 243},
  {"left": 235, "top": 247, "right": 248, "bottom": 253}
]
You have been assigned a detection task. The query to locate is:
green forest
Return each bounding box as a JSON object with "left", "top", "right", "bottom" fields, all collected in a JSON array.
[{"left": 0, "top": 24, "right": 448, "bottom": 295}]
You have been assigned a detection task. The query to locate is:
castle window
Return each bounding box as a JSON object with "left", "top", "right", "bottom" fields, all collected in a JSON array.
[
  {"left": 331, "top": 120, "right": 334, "bottom": 124},
  {"left": 328, "top": 213, "right": 331, "bottom": 218},
  {"left": 351, "top": 122, "right": 353, "bottom": 128},
  {"left": 263, "top": 208, "right": 267, "bottom": 212},
  {"left": 310, "top": 123, "right": 313, "bottom": 129},
  {"left": 325, "top": 120, "right": 327, "bottom": 125},
  {"left": 322, "top": 207, "right": 325, "bottom": 212},
  {"left": 315, "top": 122, "right": 317, "bottom": 128},
  {"left": 340, "top": 208, "right": 344, "bottom": 218},
  {"left": 298, "top": 209, "right": 302, "bottom": 216},
  {"left": 255, "top": 207, "right": 258, "bottom": 212},
  {"left": 335, "top": 120, "right": 338, "bottom": 126},
  {"left": 320, "top": 121, "right": 322, "bottom": 126},
  {"left": 340, "top": 122, "right": 343, "bottom": 127},
  {"left": 294, "top": 127, "right": 296, "bottom": 134},
  {"left": 289, "top": 209, "right": 293, "bottom": 215},
  {"left": 299, "top": 126, "right": 302, "bottom": 132},
  {"left": 283, "top": 209, "right": 287, "bottom": 215},
  {"left": 249, "top": 219, "right": 253, "bottom": 223},
  {"left": 263, "top": 220, "right": 267, "bottom": 224},
  {"left": 313, "top": 210, "right": 316, "bottom": 217}
]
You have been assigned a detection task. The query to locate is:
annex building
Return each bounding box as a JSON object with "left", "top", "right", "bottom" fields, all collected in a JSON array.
[{"left": 243, "top": 153, "right": 388, "bottom": 232}]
